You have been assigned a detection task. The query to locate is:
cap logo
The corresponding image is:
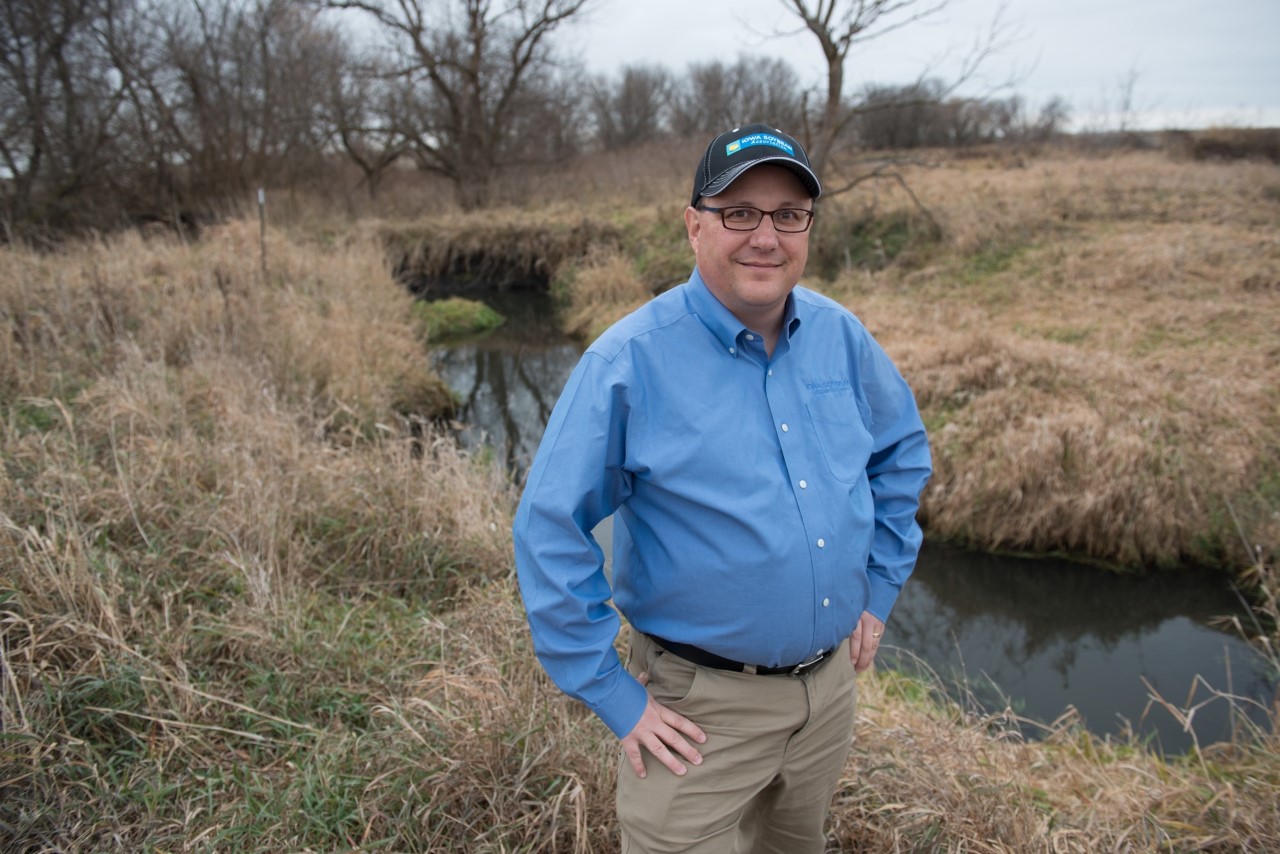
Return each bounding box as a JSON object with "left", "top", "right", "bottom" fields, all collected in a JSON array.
[{"left": 726, "top": 132, "right": 795, "bottom": 157}]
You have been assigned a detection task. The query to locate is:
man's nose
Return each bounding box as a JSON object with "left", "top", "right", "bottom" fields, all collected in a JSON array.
[{"left": 748, "top": 216, "right": 781, "bottom": 247}]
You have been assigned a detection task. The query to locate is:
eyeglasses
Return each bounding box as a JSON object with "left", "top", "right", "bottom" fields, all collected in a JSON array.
[{"left": 697, "top": 205, "right": 815, "bottom": 233}]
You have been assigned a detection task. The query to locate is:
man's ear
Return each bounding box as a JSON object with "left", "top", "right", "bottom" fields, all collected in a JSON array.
[{"left": 684, "top": 205, "right": 701, "bottom": 250}]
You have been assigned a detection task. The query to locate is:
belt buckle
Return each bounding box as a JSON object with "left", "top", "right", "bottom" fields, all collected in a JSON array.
[{"left": 788, "top": 649, "right": 827, "bottom": 677}]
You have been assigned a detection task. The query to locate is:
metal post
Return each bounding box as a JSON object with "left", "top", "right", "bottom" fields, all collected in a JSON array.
[{"left": 258, "top": 187, "right": 267, "bottom": 279}]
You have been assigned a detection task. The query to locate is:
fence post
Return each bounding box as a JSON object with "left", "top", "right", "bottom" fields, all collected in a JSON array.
[{"left": 258, "top": 187, "right": 267, "bottom": 280}]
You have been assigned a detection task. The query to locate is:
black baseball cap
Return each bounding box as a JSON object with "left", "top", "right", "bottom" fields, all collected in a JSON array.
[{"left": 690, "top": 123, "right": 821, "bottom": 208}]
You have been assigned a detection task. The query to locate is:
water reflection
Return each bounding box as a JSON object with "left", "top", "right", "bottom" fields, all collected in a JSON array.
[
  {"left": 431, "top": 291, "right": 582, "bottom": 474},
  {"left": 887, "top": 541, "right": 1275, "bottom": 753},
  {"left": 428, "top": 290, "right": 1277, "bottom": 752}
]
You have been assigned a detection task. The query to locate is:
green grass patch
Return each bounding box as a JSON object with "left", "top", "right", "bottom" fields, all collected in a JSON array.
[
  {"left": 624, "top": 213, "right": 693, "bottom": 289},
  {"left": 1041, "top": 324, "right": 1097, "bottom": 345},
  {"left": 960, "top": 241, "right": 1032, "bottom": 284},
  {"left": 7, "top": 398, "right": 62, "bottom": 433},
  {"left": 876, "top": 665, "right": 947, "bottom": 709},
  {"left": 810, "top": 209, "right": 938, "bottom": 279},
  {"left": 411, "top": 296, "right": 505, "bottom": 342}
]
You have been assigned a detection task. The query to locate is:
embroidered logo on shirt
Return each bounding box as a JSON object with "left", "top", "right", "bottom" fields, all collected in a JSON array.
[{"left": 805, "top": 379, "right": 851, "bottom": 395}]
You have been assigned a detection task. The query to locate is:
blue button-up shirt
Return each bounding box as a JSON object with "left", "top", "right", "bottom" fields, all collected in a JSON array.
[{"left": 514, "top": 268, "right": 931, "bottom": 738}]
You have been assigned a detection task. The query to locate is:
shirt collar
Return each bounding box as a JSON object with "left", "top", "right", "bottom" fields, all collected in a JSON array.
[{"left": 685, "top": 267, "right": 803, "bottom": 358}]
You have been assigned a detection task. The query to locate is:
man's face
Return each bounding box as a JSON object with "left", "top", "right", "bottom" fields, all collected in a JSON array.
[{"left": 684, "top": 164, "right": 812, "bottom": 330}]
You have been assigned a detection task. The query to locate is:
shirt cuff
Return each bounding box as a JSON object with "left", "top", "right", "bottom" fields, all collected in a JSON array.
[
  {"left": 866, "top": 575, "right": 902, "bottom": 624},
  {"left": 593, "top": 670, "right": 651, "bottom": 738}
]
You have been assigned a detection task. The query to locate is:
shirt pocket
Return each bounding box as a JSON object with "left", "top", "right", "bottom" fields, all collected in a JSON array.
[{"left": 806, "top": 393, "right": 873, "bottom": 484}]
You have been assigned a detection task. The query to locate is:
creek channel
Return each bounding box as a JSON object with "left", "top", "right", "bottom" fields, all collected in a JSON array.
[{"left": 430, "top": 289, "right": 1277, "bottom": 754}]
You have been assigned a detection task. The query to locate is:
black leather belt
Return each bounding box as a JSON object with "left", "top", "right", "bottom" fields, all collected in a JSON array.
[{"left": 646, "top": 633, "right": 834, "bottom": 677}]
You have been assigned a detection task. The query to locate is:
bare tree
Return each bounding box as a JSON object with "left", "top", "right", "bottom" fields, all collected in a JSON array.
[
  {"left": 2, "top": 0, "right": 358, "bottom": 237},
  {"left": 1031, "top": 96, "right": 1069, "bottom": 141},
  {"left": 854, "top": 79, "right": 946, "bottom": 149},
  {"left": 1114, "top": 64, "right": 1142, "bottom": 135},
  {"left": 322, "top": 0, "right": 593, "bottom": 210},
  {"left": 669, "top": 62, "right": 734, "bottom": 136},
  {"left": 669, "top": 55, "right": 804, "bottom": 137},
  {"left": 503, "top": 60, "right": 585, "bottom": 167},
  {"left": 775, "top": 0, "right": 1013, "bottom": 193},
  {"left": 589, "top": 64, "right": 671, "bottom": 150},
  {"left": 775, "top": 0, "right": 944, "bottom": 180},
  {"left": 0, "top": 0, "right": 135, "bottom": 237},
  {"left": 324, "top": 53, "right": 410, "bottom": 200},
  {"left": 985, "top": 93, "right": 1069, "bottom": 144},
  {"left": 852, "top": 81, "right": 1048, "bottom": 149},
  {"left": 160, "top": 0, "right": 344, "bottom": 200}
]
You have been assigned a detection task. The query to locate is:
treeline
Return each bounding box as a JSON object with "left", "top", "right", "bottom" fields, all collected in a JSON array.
[
  {"left": 2, "top": 0, "right": 348, "bottom": 239},
  {"left": 1, "top": 0, "right": 1066, "bottom": 240},
  {"left": 589, "top": 66, "right": 1067, "bottom": 152}
]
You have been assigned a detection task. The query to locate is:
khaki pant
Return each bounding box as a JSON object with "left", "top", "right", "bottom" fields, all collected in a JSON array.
[{"left": 617, "top": 631, "right": 857, "bottom": 854}]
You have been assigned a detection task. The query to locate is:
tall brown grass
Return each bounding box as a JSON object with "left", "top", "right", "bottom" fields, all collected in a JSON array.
[
  {"left": 1, "top": 225, "right": 514, "bottom": 848},
  {"left": 556, "top": 244, "right": 654, "bottom": 340},
  {"left": 815, "top": 152, "right": 1280, "bottom": 572},
  {"left": 1, "top": 146, "right": 1277, "bottom": 851}
]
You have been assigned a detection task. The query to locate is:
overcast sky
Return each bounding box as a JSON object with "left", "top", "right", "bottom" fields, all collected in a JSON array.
[{"left": 566, "top": 0, "right": 1280, "bottom": 130}]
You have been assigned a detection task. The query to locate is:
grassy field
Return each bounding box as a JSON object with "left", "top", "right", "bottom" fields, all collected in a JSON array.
[{"left": 2, "top": 144, "right": 1278, "bottom": 850}]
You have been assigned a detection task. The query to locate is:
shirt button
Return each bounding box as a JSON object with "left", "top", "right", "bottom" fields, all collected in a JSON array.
[
  {"left": 728, "top": 347, "right": 736, "bottom": 355},
  {"left": 745, "top": 333, "right": 755, "bottom": 341},
  {"left": 799, "top": 480, "right": 808, "bottom": 489},
  {"left": 781, "top": 423, "right": 789, "bottom": 432},
  {"left": 767, "top": 369, "right": 773, "bottom": 377},
  {"left": 817, "top": 538, "right": 825, "bottom": 548},
  {"left": 822, "top": 597, "right": 830, "bottom": 607}
]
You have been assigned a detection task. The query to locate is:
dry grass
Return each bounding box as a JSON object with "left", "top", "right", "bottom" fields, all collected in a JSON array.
[
  {"left": 0, "top": 221, "right": 454, "bottom": 425},
  {"left": 557, "top": 244, "right": 655, "bottom": 340},
  {"left": 12, "top": 564, "right": 1269, "bottom": 851},
  {"left": 2, "top": 146, "right": 1278, "bottom": 851},
  {"left": 829, "top": 662, "right": 1280, "bottom": 852},
  {"left": 402, "top": 587, "right": 1280, "bottom": 853},
  {"left": 814, "top": 151, "right": 1280, "bottom": 571},
  {"left": 378, "top": 210, "right": 624, "bottom": 292},
  {"left": 0, "top": 224, "right": 512, "bottom": 846}
]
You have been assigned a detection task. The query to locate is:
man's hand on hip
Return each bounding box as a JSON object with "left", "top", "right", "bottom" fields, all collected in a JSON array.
[
  {"left": 620, "top": 674, "right": 707, "bottom": 779},
  {"left": 849, "top": 611, "right": 885, "bottom": 673}
]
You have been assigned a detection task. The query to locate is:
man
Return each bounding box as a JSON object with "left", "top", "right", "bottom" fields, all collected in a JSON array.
[{"left": 514, "top": 123, "right": 931, "bottom": 852}]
